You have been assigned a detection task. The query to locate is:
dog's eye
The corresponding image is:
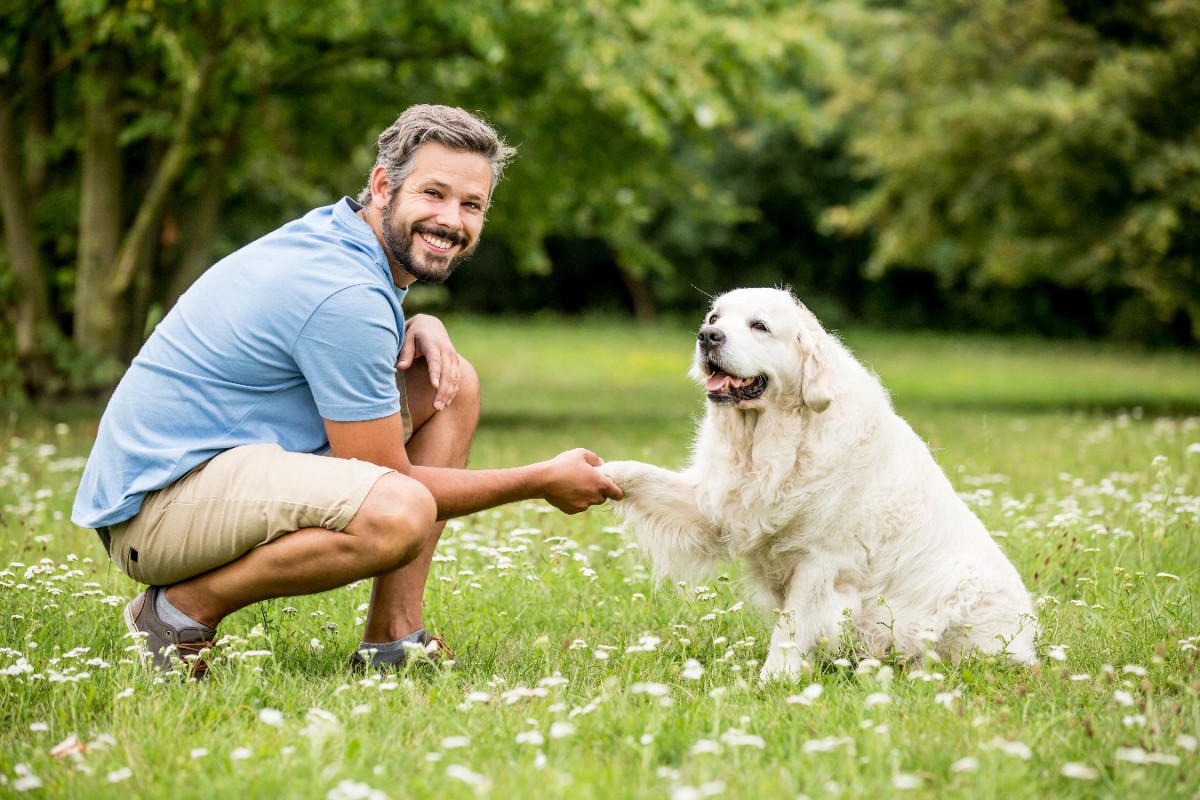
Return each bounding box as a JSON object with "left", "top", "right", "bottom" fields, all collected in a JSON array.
[
  {"left": 751, "top": 320, "right": 770, "bottom": 333},
  {"left": 708, "top": 313, "right": 720, "bottom": 325}
]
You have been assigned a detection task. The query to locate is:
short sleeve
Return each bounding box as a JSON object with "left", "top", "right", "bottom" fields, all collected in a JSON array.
[{"left": 292, "top": 285, "right": 402, "bottom": 422}]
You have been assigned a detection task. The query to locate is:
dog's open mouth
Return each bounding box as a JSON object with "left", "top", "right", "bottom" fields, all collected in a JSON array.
[{"left": 705, "top": 363, "right": 767, "bottom": 404}]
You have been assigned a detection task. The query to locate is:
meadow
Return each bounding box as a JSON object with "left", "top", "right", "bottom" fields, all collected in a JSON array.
[{"left": 2, "top": 316, "right": 1199, "bottom": 799}]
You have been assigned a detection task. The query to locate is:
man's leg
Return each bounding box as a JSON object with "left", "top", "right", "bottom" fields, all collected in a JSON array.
[
  {"left": 360, "top": 356, "right": 480, "bottom": 643},
  {"left": 160, "top": 465, "right": 437, "bottom": 630}
]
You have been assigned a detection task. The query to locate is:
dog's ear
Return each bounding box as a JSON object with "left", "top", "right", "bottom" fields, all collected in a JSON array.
[{"left": 794, "top": 306, "right": 839, "bottom": 413}]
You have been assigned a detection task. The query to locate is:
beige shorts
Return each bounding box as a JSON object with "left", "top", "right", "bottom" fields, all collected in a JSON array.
[
  {"left": 106, "top": 443, "right": 395, "bottom": 586},
  {"left": 105, "top": 378, "right": 414, "bottom": 586},
  {"left": 105, "top": 441, "right": 391, "bottom": 585}
]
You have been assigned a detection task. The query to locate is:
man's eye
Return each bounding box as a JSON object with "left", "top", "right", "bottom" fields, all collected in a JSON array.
[
  {"left": 751, "top": 321, "right": 770, "bottom": 333},
  {"left": 425, "top": 189, "right": 442, "bottom": 198}
]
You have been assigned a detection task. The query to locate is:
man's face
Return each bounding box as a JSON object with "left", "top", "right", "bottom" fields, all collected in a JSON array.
[{"left": 379, "top": 142, "right": 492, "bottom": 285}]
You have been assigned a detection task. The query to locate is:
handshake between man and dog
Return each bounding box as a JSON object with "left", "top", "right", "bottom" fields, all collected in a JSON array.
[{"left": 600, "top": 288, "right": 1038, "bottom": 682}]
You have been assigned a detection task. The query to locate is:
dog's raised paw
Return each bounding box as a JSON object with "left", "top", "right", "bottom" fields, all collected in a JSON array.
[{"left": 598, "top": 460, "right": 651, "bottom": 494}]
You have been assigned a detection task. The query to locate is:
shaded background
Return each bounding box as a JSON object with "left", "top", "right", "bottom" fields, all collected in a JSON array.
[{"left": 2, "top": 0, "right": 1198, "bottom": 400}]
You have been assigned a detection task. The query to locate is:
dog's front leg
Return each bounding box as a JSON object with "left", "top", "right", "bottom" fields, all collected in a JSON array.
[
  {"left": 600, "top": 460, "right": 723, "bottom": 579},
  {"left": 761, "top": 562, "right": 860, "bottom": 682}
]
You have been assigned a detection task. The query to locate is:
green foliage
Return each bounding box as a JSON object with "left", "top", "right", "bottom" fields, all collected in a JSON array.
[
  {"left": 822, "top": 0, "right": 1200, "bottom": 336},
  {"left": 2, "top": 0, "right": 1199, "bottom": 402}
]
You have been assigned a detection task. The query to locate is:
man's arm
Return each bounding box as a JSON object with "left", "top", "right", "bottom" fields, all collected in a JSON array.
[{"left": 325, "top": 413, "right": 622, "bottom": 519}]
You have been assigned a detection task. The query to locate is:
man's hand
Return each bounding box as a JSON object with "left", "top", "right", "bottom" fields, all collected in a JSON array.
[
  {"left": 538, "top": 449, "right": 625, "bottom": 514},
  {"left": 398, "top": 314, "right": 460, "bottom": 412}
]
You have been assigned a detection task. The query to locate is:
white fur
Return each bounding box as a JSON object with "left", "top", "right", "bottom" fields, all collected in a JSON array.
[{"left": 601, "top": 288, "right": 1038, "bottom": 681}]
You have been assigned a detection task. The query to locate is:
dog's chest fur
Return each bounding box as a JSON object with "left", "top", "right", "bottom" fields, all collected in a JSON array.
[
  {"left": 693, "top": 402, "right": 885, "bottom": 601},
  {"left": 694, "top": 407, "right": 822, "bottom": 549}
]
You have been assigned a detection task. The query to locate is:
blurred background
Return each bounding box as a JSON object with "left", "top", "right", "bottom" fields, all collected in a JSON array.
[{"left": 2, "top": 0, "right": 1198, "bottom": 400}]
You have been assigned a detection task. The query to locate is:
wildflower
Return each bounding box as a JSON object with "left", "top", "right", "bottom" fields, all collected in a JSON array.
[
  {"left": 934, "top": 691, "right": 959, "bottom": 709},
  {"left": 230, "top": 747, "right": 252, "bottom": 761},
  {"left": 258, "top": 708, "right": 284, "bottom": 727},
  {"left": 681, "top": 659, "right": 704, "bottom": 680},
  {"left": 515, "top": 731, "right": 545, "bottom": 746},
  {"left": 997, "top": 741, "right": 1032, "bottom": 760},
  {"left": 445, "top": 764, "right": 491, "bottom": 792},
  {"left": 802, "top": 736, "right": 853, "bottom": 753},
  {"left": 691, "top": 739, "right": 721, "bottom": 755},
  {"left": 12, "top": 764, "right": 43, "bottom": 792},
  {"left": 627, "top": 636, "right": 662, "bottom": 653},
  {"left": 786, "top": 684, "right": 824, "bottom": 706},
  {"left": 107, "top": 767, "right": 133, "bottom": 783},
  {"left": 720, "top": 730, "right": 765, "bottom": 749},
  {"left": 1115, "top": 747, "right": 1180, "bottom": 766},
  {"left": 190, "top": 748, "right": 208, "bottom": 759},
  {"left": 29, "top": 722, "right": 48, "bottom": 732},
  {"left": 864, "top": 692, "right": 891, "bottom": 708},
  {"left": 326, "top": 779, "right": 388, "bottom": 800},
  {"left": 441, "top": 737, "right": 470, "bottom": 750},
  {"left": 1113, "top": 690, "right": 1135, "bottom": 707},
  {"left": 1061, "top": 763, "right": 1098, "bottom": 780},
  {"left": 549, "top": 722, "right": 576, "bottom": 739},
  {"left": 949, "top": 757, "right": 979, "bottom": 773},
  {"left": 892, "top": 773, "right": 922, "bottom": 790},
  {"left": 1177, "top": 735, "right": 1198, "bottom": 753},
  {"left": 631, "top": 682, "right": 670, "bottom": 697}
]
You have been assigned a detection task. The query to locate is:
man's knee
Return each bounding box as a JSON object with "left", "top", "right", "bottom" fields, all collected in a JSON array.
[
  {"left": 347, "top": 473, "right": 437, "bottom": 570},
  {"left": 455, "top": 356, "right": 481, "bottom": 426}
]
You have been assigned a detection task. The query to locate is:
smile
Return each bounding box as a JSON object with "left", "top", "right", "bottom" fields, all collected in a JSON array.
[{"left": 419, "top": 231, "right": 456, "bottom": 251}]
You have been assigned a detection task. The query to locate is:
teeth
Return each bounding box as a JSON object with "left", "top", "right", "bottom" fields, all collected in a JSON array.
[{"left": 421, "top": 233, "right": 454, "bottom": 249}]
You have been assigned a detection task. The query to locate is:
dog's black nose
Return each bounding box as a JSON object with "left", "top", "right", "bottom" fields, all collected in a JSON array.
[{"left": 698, "top": 326, "right": 725, "bottom": 350}]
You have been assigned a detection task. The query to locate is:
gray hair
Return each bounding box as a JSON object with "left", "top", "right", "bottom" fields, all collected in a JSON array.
[{"left": 356, "top": 105, "right": 516, "bottom": 206}]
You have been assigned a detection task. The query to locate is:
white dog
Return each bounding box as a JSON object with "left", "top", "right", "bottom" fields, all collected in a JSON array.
[{"left": 601, "top": 288, "right": 1037, "bottom": 680}]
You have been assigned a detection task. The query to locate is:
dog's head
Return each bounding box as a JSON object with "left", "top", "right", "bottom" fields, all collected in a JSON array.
[{"left": 689, "top": 288, "right": 840, "bottom": 412}]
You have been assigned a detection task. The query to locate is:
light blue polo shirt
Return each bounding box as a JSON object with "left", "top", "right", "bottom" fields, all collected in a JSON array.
[{"left": 72, "top": 198, "right": 407, "bottom": 529}]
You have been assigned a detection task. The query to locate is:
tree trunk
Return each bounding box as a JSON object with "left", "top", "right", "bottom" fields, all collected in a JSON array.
[
  {"left": 0, "top": 96, "right": 56, "bottom": 391},
  {"left": 107, "top": 52, "right": 215, "bottom": 298},
  {"left": 166, "top": 129, "right": 235, "bottom": 308},
  {"left": 617, "top": 265, "right": 659, "bottom": 324},
  {"left": 74, "top": 59, "right": 124, "bottom": 359}
]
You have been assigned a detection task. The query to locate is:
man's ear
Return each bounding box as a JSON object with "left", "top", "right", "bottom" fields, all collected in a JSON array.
[{"left": 368, "top": 166, "right": 393, "bottom": 211}]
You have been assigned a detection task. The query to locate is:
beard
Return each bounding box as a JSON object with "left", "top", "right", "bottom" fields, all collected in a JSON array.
[{"left": 380, "top": 200, "right": 477, "bottom": 284}]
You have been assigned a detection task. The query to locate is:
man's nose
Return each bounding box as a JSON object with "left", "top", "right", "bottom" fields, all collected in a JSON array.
[{"left": 433, "top": 202, "right": 464, "bottom": 230}]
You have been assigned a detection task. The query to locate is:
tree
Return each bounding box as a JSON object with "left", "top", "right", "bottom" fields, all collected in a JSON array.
[
  {"left": 820, "top": 0, "right": 1200, "bottom": 338},
  {"left": 0, "top": 0, "right": 832, "bottom": 398}
]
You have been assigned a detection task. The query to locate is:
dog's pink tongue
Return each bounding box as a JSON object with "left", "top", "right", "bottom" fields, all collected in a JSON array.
[{"left": 707, "top": 373, "right": 732, "bottom": 392}]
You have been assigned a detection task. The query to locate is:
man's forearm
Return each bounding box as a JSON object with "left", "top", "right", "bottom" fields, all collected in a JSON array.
[{"left": 410, "top": 463, "right": 550, "bottom": 520}]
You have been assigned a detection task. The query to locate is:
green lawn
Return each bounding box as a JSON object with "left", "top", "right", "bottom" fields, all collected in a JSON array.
[{"left": 2, "top": 317, "right": 1199, "bottom": 798}]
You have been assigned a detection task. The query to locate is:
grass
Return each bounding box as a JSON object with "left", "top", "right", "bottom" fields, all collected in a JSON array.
[{"left": 2, "top": 315, "right": 1200, "bottom": 798}]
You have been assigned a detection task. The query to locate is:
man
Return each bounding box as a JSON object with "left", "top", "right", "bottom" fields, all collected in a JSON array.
[{"left": 72, "top": 105, "right": 623, "bottom": 679}]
